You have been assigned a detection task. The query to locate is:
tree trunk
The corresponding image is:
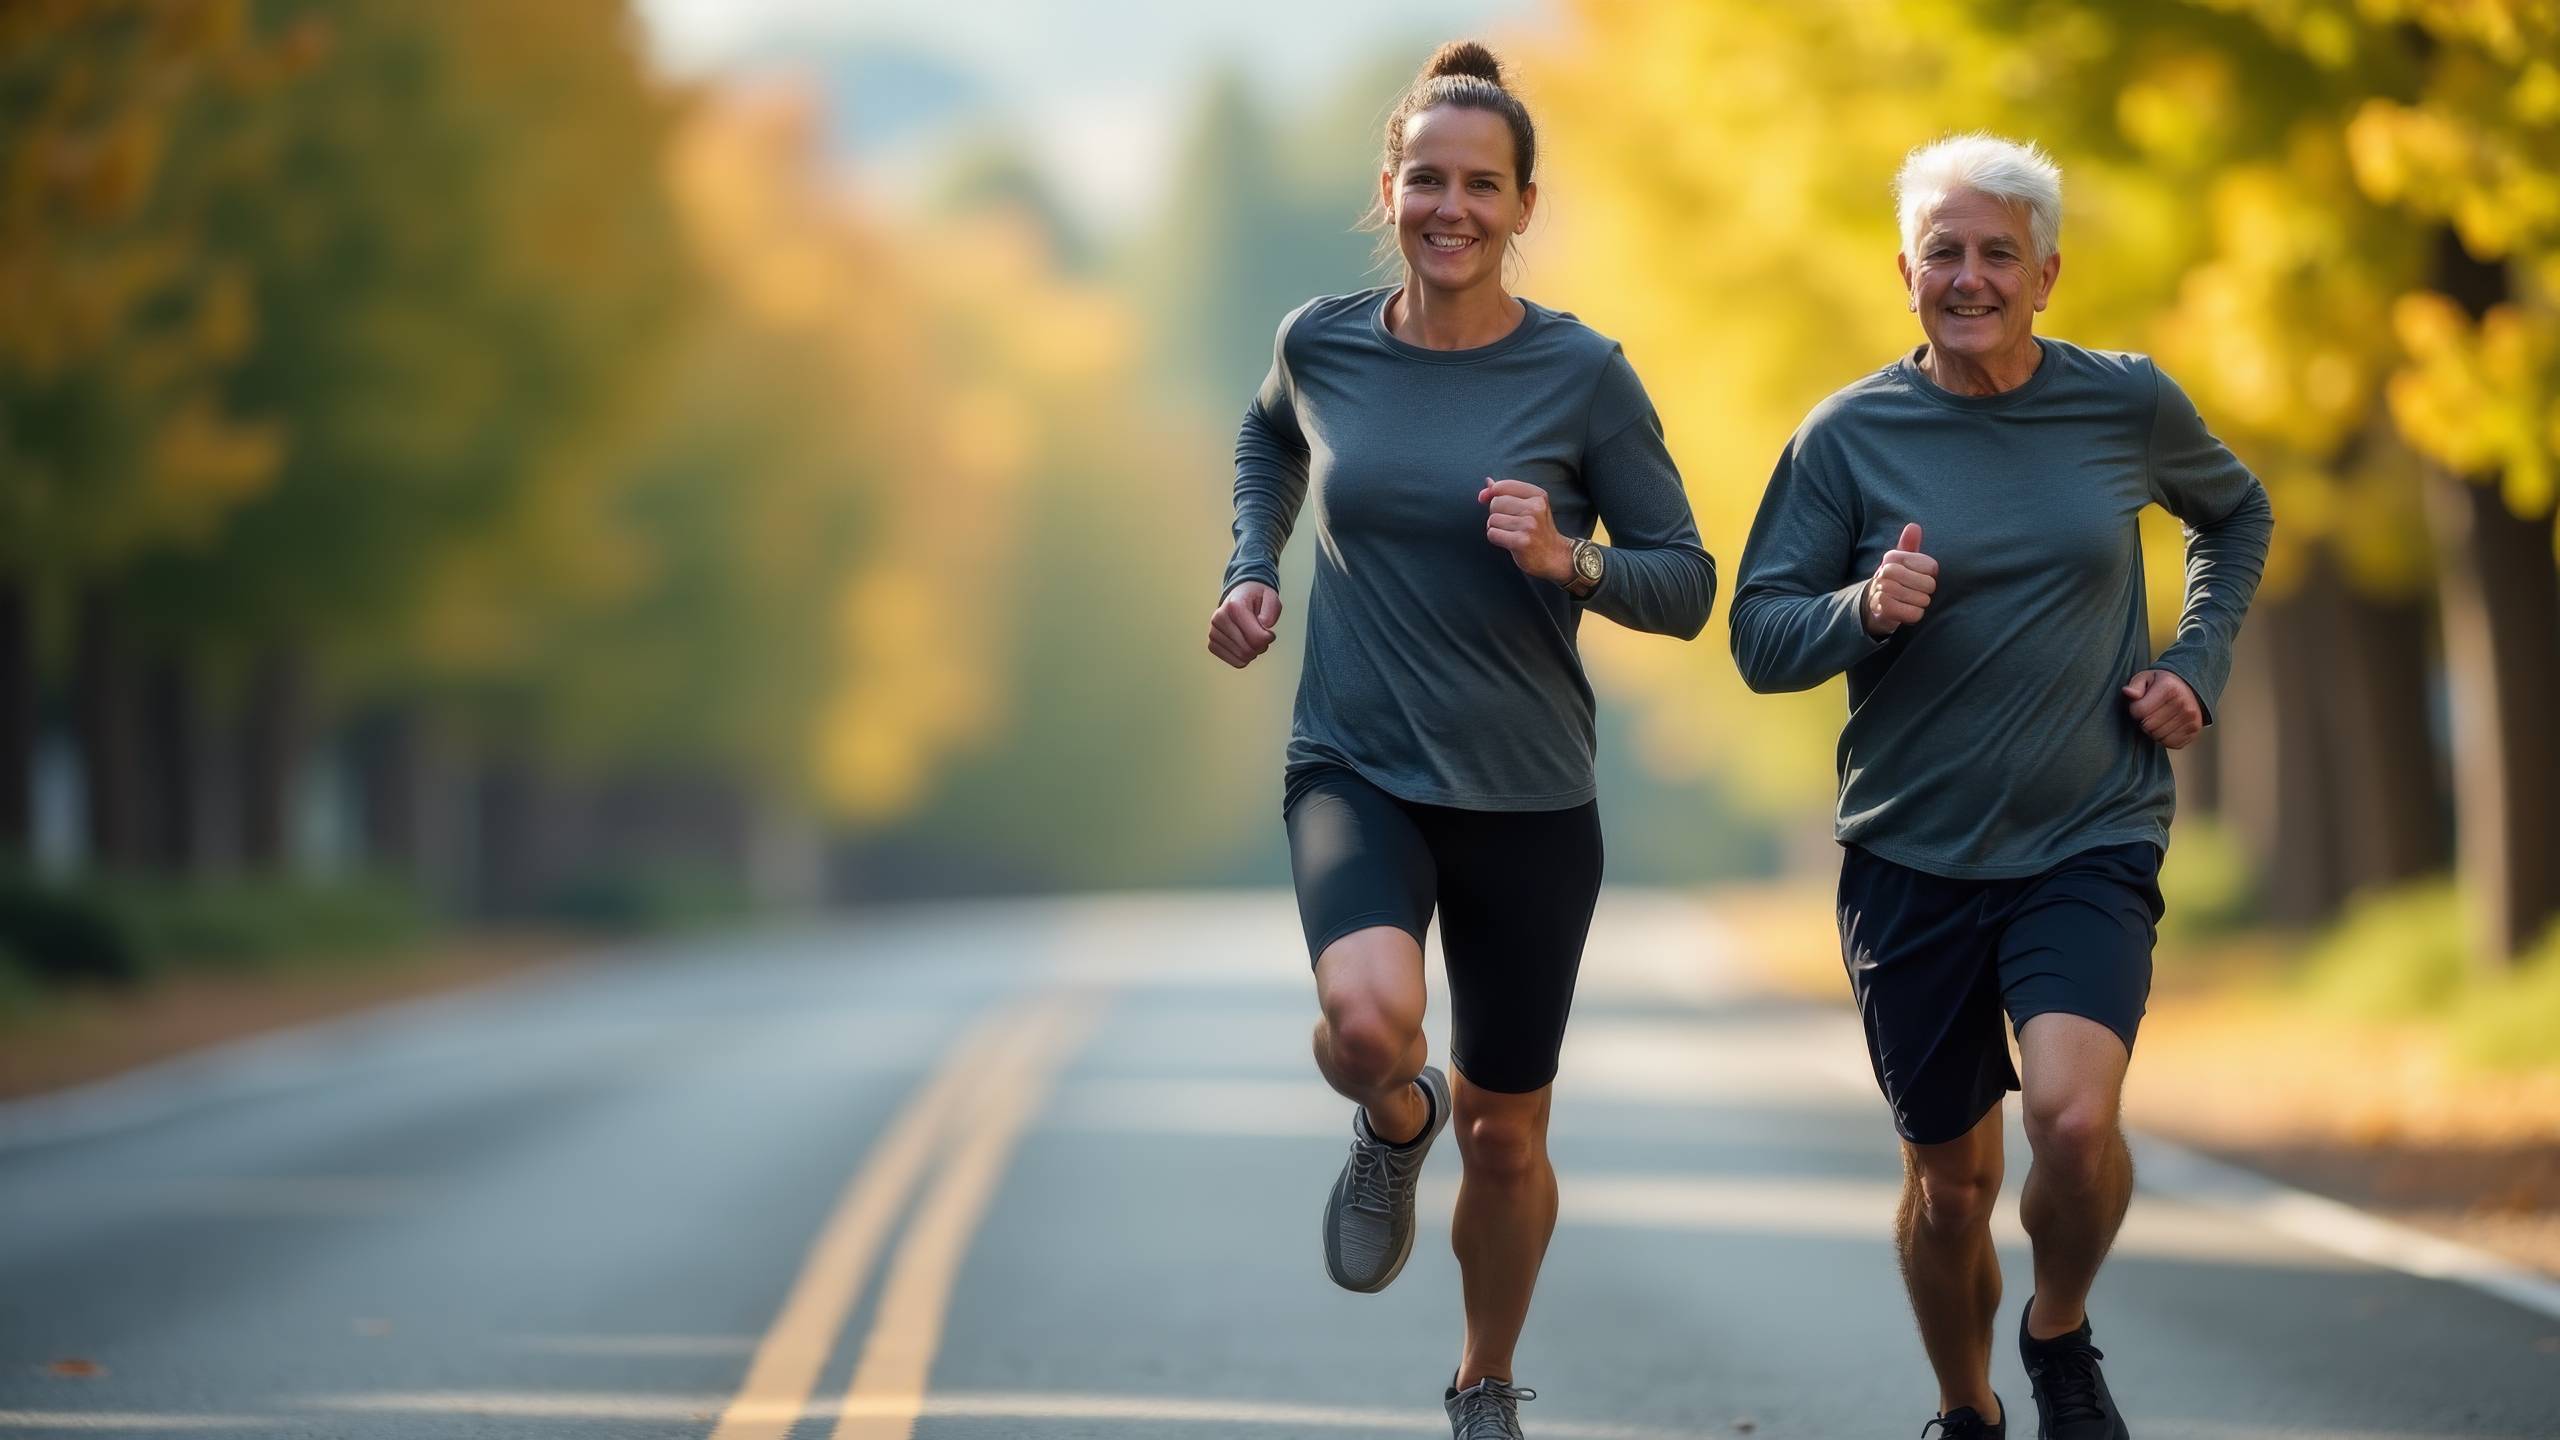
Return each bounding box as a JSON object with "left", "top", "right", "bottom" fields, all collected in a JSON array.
[
  {"left": 139, "top": 650, "right": 204, "bottom": 874},
  {"left": 74, "top": 588, "right": 150, "bottom": 872},
  {"left": 2318, "top": 561, "right": 2449, "bottom": 896},
  {"left": 2423, "top": 227, "right": 2560, "bottom": 964},
  {"left": 2220, "top": 584, "right": 2346, "bottom": 925},
  {"left": 0, "top": 576, "right": 30, "bottom": 862},
  {"left": 2428, "top": 473, "right": 2560, "bottom": 962},
  {"left": 351, "top": 704, "right": 468, "bottom": 909},
  {"left": 239, "top": 645, "right": 312, "bottom": 873},
  {"left": 471, "top": 753, "right": 564, "bottom": 920}
]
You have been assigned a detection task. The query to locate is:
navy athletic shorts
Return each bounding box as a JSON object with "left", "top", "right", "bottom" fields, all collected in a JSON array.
[
  {"left": 1836, "top": 840, "right": 2163, "bottom": 1146},
  {"left": 1283, "top": 764, "right": 1603, "bottom": 1095}
]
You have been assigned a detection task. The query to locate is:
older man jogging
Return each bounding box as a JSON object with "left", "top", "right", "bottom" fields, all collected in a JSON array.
[{"left": 1729, "top": 134, "right": 2272, "bottom": 1440}]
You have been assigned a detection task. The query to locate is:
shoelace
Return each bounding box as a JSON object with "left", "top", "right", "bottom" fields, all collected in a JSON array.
[
  {"left": 1346, "top": 1135, "right": 1417, "bottom": 1216},
  {"left": 2030, "top": 1338, "right": 2107, "bottom": 1426},
  {"left": 1919, "top": 1411, "right": 1991, "bottom": 1439},
  {"left": 1452, "top": 1381, "right": 1537, "bottom": 1440}
]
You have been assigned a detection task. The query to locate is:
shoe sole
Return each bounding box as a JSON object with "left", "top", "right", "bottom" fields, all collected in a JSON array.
[{"left": 1325, "top": 1066, "right": 1452, "bottom": 1293}]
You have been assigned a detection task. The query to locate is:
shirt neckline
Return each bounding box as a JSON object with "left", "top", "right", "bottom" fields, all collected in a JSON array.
[
  {"left": 1895, "top": 337, "right": 2059, "bottom": 410},
  {"left": 1369, "top": 286, "right": 1544, "bottom": 365}
]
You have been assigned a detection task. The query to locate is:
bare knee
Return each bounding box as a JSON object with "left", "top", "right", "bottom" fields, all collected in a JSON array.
[
  {"left": 2023, "top": 1094, "right": 2121, "bottom": 1189},
  {"left": 1454, "top": 1103, "right": 1547, "bottom": 1183},
  {"left": 1909, "top": 1160, "right": 2000, "bottom": 1236},
  {"left": 1319, "top": 1004, "right": 1420, "bottom": 1090}
]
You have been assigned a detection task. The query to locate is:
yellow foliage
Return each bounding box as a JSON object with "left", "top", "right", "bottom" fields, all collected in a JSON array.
[
  {"left": 146, "top": 394, "right": 278, "bottom": 529},
  {"left": 2391, "top": 294, "right": 2560, "bottom": 512},
  {"left": 657, "top": 85, "right": 1182, "bottom": 820}
]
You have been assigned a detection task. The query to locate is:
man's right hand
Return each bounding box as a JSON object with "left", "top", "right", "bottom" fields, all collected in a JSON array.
[
  {"left": 1863, "top": 522, "right": 1938, "bottom": 637},
  {"left": 1208, "top": 580, "right": 1283, "bottom": 668}
]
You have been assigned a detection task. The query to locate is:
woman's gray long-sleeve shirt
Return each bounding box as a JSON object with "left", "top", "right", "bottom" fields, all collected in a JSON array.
[
  {"left": 1225, "top": 287, "right": 1716, "bottom": 811},
  {"left": 1729, "top": 338, "right": 2272, "bottom": 878}
]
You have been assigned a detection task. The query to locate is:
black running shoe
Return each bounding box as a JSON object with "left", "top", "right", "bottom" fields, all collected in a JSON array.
[
  {"left": 1921, "top": 1396, "right": 2005, "bottom": 1438},
  {"left": 2018, "top": 1299, "right": 2129, "bottom": 1439}
]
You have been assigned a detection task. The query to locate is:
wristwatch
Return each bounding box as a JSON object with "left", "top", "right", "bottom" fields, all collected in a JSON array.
[{"left": 1564, "top": 537, "right": 1605, "bottom": 599}]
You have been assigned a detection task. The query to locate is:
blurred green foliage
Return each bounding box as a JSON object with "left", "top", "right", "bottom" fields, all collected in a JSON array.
[
  {"left": 2302, "top": 880, "right": 2471, "bottom": 1015},
  {"left": 545, "top": 861, "right": 752, "bottom": 935},
  {"left": 0, "top": 870, "right": 424, "bottom": 983},
  {"left": 2155, "top": 819, "right": 2261, "bottom": 945},
  {"left": 2298, "top": 878, "right": 2560, "bottom": 1069}
]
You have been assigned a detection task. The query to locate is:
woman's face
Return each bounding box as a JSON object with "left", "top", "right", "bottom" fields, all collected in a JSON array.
[{"left": 1382, "top": 105, "right": 1534, "bottom": 293}]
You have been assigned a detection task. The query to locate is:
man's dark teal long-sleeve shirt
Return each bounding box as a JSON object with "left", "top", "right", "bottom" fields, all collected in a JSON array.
[{"left": 1730, "top": 338, "right": 2272, "bottom": 878}]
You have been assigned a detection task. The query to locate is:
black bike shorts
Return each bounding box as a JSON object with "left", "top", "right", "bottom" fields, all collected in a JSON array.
[{"left": 1283, "top": 764, "right": 1603, "bottom": 1094}]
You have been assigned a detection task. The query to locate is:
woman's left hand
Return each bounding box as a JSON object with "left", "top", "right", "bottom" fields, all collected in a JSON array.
[{"left": 1480, "top": 478, "right": 1572, "bottom": 583}]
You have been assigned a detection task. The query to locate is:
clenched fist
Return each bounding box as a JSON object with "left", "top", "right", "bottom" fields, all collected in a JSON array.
[
  {"left": 1206, "top": 581, "right": 1282, "bottom": 669},
  {"left": 2123, "top": 669, "right": 2203, "bottom": 749},
  {"left": 1863, "top": 522, "right": 1938, "bottom": 637},
  {"left": 1480, "top": 478, "right": 1573, "bottom": 583}
]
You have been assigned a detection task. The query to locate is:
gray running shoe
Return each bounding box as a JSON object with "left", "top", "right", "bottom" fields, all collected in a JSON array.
[
  {"left": 1444, "top": 1376, "right": 1537, "bottom": 1440},
  {"left": 1321, "top": 1064, "right": 1451, "bottom": 1292}
]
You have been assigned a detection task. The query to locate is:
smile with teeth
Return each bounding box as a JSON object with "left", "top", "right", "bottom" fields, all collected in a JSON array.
[
  {"left": 1946, "top": 303, "right": 1997, "bottom": 316},
  {"left": 1425, "top": 234, "right": 1478, "bottom": 251}
]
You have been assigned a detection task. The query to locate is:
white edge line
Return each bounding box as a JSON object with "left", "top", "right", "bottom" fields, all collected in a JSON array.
[
  {"left": 1789, "top": 955, "right": 2560, "bottom": 1322},
  {"left": 2126, "top": 1130, "right": 2560, "bottom": 1321}
]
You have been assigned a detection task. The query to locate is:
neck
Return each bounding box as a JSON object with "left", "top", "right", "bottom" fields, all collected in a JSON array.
[
  {"left": 1919, "top": 335, "right": 2042, "bottom": 396},
  {"left": 1389, "top": 277, "right": 1522, "bottom": 350}
]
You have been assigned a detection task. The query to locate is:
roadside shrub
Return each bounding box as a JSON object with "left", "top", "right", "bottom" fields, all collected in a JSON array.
[
  {"left": 113, "top": 876, "right": 428, "bottom": 969},
  {"left": 547, "top": 861, "right": 751, "bottom": 934},
  {"left": 2156, "top": 818, "right": 2259, "bottom": 945},
  {"left": 0, "top": 881, "right": 144, "bottom": 984},
  {"left": 2296, "top": 879, "right": 2469, "bottom": 1018},
  {"left": 0, "top": 939, "right": 53, "bottom": 1022},
  {"left": 2451, "top": 920, "right": 2560, "bottom": 1070}
]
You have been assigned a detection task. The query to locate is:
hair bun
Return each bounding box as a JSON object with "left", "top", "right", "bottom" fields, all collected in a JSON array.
[{"left": 1422, "top": 40, "right": 1505, "bottom": 87}]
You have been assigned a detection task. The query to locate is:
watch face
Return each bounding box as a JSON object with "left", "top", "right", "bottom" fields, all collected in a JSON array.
[{"left": 1577, "top": 544, "right": 1604, "bottom": 581}]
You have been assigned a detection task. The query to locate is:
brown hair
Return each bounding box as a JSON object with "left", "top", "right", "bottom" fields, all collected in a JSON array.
[{"left": 1362, "top": 41, "right": 1538, "bottom": 270}]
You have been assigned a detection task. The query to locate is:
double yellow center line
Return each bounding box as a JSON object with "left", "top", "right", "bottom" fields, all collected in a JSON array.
[{"left": 710, "top": 993, "right": 1101, "bottom": 1440}]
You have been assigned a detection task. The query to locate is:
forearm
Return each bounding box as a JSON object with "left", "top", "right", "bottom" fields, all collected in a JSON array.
[
  {"left": 2151, "top": 482, "right": 2272, "bottom": 721},
  {"left": 1584, "top": 541, "right": 1717, "bottom": 639},
  {"left": 1729, "top": 579, "right": 1881, "bottom": 692},
  {"left": 1225, "top": 410, "right": 1306, "bottom": 597}
]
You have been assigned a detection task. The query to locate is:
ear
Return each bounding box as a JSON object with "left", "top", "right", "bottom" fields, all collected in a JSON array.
[
  {"left": 1896, "top": 251, "right": 1916, "bottom": 311},
  {"left": 1379, "top": 167, "right": 1396, "bottom": 221},
  {"left": 1515, "top": 179, "right": 1538, "bottom": 231},
  {"left": 2034, "top": 249, "right": 2061, "bottom": 312}
]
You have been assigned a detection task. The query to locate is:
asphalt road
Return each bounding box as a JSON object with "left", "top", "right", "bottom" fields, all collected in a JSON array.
[{"left": 2, "top": 892, "right": 2554, "bottom": 1439}]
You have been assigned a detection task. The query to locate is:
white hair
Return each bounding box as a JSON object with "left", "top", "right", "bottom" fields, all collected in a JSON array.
[{"left": 1895, "top": 133, "right": 2062, "bottom": 260}]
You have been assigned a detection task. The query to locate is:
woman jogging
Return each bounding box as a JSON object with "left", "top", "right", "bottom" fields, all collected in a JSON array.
[{"left": 1205, "top": 40, "right": 1716, "bottom": 1440}]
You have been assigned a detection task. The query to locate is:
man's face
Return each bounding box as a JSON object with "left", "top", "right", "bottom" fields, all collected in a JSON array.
[{"left": 1898, "top": 188, "right": 2058, "bottom": 363}]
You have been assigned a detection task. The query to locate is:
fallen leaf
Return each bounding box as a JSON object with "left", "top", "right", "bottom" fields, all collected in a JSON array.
[{"left": 48, "top": 1358, "right": 105, "bottom": 1378}]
